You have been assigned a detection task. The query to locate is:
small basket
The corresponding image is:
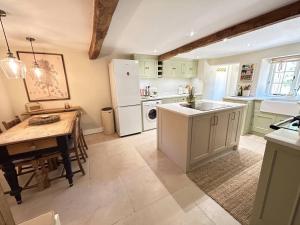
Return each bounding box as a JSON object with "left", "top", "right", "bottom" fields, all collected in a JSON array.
[{"left": 29, "top": 115, "right": 60, "bottom": 126}]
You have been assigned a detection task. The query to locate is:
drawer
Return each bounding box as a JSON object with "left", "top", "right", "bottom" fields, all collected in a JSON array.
[
  {"left": 252, "top": 113, "right": 276, "bottom": 134},
  {"left": 7, "top": 138, "right": 58, "bottom": 156}
]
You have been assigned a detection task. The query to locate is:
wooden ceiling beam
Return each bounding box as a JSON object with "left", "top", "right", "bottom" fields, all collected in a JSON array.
[
  {"left": 89, "top": 0, "right": 119, "bottom": 59},
  {"left": 158, "top": 1, "right": 300, "bottom": 61}
]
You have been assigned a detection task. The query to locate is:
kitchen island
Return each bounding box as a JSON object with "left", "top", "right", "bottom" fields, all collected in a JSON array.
[{"left": 157, "top": 100, "right": 246, "bottom": 172}]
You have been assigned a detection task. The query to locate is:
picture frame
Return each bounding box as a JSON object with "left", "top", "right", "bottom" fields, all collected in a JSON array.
[{"left": 17, "top": 51, "right": 70, "bottom": 102}]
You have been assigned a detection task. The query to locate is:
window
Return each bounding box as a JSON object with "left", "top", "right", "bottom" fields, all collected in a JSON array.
[{"left": 267, "top": 58, "right": 300, "bottom": 96}]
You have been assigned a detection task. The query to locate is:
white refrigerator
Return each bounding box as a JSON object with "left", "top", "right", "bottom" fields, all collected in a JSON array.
[{"left": 108, "top": 59, "right": 142, "bottom": 137}]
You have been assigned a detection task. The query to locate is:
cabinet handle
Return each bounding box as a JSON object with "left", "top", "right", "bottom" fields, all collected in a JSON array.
[
  {"left": 145, "top": 67, "right": 149, "bottom": 69},
  {"left": 215, "top": 116, "right": 218, "bottom": 125}
]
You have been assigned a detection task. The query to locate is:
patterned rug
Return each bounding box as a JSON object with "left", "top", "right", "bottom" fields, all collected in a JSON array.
[{"left": 188, "top": 149, "right": 263, "bottom": 225}]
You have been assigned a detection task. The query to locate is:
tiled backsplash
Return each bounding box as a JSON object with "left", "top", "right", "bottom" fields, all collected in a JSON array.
[{"left": 140, "top": 78, "right": 203, "bottom": 96}]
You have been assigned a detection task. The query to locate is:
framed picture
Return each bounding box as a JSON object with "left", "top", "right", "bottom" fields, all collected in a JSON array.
[
  {"left": 240, "top": 64, "right": 254, "bottom": 81},
  {"left": 17, "top": 51, "right": 70, "bottom": 102}
]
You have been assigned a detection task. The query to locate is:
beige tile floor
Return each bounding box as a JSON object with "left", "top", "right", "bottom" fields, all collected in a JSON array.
[{"left": 1, "top": 130, "right": 266, "bottom": 225}]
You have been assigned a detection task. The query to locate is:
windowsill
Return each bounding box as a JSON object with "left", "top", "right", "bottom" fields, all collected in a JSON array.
[{"left": 262, "top": 95, "right": 300, "bottom": 102}]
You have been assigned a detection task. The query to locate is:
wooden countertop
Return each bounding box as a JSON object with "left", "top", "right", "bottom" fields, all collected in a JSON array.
[{"left": 0, "top": 111, "right": 77, "bottom": 146}]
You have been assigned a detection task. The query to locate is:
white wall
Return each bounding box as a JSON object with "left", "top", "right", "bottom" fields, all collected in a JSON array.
[
  {"left": 0, "top": 45, "right": 129, "bottom": 132},
  {"left": 206, "top": 42, "right": 300, "bottom": 96}
]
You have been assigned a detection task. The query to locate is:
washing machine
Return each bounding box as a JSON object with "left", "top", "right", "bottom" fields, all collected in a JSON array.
[{"left": 142, "top": 100, "right": 162, "bottom": 131}]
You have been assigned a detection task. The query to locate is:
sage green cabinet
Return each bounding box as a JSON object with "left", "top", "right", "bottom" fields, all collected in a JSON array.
[
  {"left": 252, "top": 100, "right": 290, "bottom": 136},
  {"left": 163, "top": 60, "right": 181, "bottom": 78},
  {"left": 138, "top": 59, "right": 157, "bottom": 79},
  {"left": 190, "top": 114, "right": 213, "bottom": 163},
  {"left": 163, "top": 58, "right": 198, "bottom": 78},
  {"left": 252, "top": 112, "right": 276, "bottom": 134},
  {"left": 190, "top": 109, "right": 242, "bottom": 164},
  {"left": 134, "top": 54, "right": 158, "bottom": 79},
  {"left": 181, "top": 61, "right": 198, "bottom": 78},
  {"left": 223, "top": 98, "right": 254, "bottom": 135},
  {"left": 226, "top": 109, "right": 242, "bottom": 148}
]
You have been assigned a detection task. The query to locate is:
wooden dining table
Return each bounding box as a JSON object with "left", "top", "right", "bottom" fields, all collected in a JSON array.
[{"left": 0, "top": 111, "right": 77, "bottom": 204}]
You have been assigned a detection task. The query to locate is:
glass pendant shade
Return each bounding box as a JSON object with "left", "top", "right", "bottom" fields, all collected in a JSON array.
[
  {"left": 0, "top": 55, "right": 26, "bottom": 79},
  {"left": 31, "top": 62, "right": 44, "bottom": 81}
]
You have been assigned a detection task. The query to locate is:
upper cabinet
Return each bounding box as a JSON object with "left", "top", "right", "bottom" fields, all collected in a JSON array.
[
  {"left": 134, "top": 55, "right": 198, "bottom": 79},
  {"left": 134, "top": 54, "right": 158, "bottom": 79},
  {"left": 163, "top": 58, "right": 198, "bottom": 79},
  {"left": 138, "top": 59, "right": 157, "bottom": 79}
]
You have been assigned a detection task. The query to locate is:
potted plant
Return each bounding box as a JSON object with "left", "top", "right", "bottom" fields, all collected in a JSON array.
[
  {"left": 186, "top": 85, "right": 196, "bottom": 105},
  {"left": 242, "top": 85, "right": 251, "bottom": 97}
]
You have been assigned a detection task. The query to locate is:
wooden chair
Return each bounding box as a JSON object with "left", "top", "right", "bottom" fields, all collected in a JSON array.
[
  {"left": 77, "top": 112, "right": 88, "bottom": 154},
  {"left": 60, "top": 117, "right": 85, "bottom": 177},
  {"left": 2, "top": 116, "right": 21, "bottom": 130}
]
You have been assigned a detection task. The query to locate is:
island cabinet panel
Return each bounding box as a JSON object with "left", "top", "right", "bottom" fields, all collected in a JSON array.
[
  {"left": 190, "top": 114, "right": 214, "bottom": 163},
  {"left": 226, "top": 109, "right": 242, "bottom": 148},
  {"left": 250, "top": 141, "right": 300, "bottom": 225},
  {"left": 211, "top": 111, "right": 231, "bottom": 153}
]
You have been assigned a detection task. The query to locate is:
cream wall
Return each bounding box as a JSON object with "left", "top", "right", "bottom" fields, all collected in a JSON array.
[
  {"left": 0, "top": 45, "right": 126, "bottom": 132},
  {"left": 206, "top": 42, "right": 300, "bottom": 96},
  {"left": 0, "top": 75, "right": 14, "bottom": 131}
]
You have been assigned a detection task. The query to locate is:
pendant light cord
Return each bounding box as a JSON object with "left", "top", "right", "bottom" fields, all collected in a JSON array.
[
  {"left": 0, "top": 16, "right": 11, "bottom": 55},
  {"left": 29, "top": 39, "right": 38, "bottom": 63}
]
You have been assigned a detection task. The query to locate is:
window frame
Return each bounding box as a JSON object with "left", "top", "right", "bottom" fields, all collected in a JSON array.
[{"left": 266, "top": 59, "right": 300, "bottom": 96}]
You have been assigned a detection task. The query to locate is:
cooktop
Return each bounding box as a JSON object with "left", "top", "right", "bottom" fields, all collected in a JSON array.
[{"left": 180, "top": 102, "right": 230, "bottom": 111}]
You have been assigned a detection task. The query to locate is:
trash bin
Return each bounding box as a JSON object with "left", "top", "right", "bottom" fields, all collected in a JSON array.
[{"left": 101, "top": 107, "right": 115, "bottom": 135}]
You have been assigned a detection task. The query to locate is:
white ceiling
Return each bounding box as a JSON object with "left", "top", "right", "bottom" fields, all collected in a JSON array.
[
  {"left": 102, "top": 0, "right": 298, "bottom": 56},
  {"left": 178, "top": 17, "right": 300, "bottom": 59},
  {"left": 0, "top": 0, "right": 298, "bottom": 59},
  {"left": 0, "top": 0, "right": 93, "bottom": 52}
]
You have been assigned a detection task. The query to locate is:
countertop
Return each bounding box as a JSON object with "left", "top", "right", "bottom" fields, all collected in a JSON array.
[
  {"left": 157, "top": 99, "right": 246, "bottom": 117},
  {"left": 265, "top": 129, "right": 300, "bottom": 150},
  {"left": 223, "top": 96, "right": 256, "bottom": 101},
  {"left": 224, "top": 96, "right": 300, "bottom": 102},
  {"left": 141, "top": 93, "right": 202, "bottom": 101}
]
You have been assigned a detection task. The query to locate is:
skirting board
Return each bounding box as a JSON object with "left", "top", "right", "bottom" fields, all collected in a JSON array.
[{"left": 83, "top": 127, "right": 104, "bottom": 135}]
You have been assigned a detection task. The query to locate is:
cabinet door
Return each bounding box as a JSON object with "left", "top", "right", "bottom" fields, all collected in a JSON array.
[
  {"left": 252, "top": 112, "right": 276, "bottom": 134},
  {"left": 163, "top": 60, "right": 179, "bottom": 78},
  {"left": 190, "top": 114, "right": 214, "bottom": 163},
  {"left": 138, "top": 59, "right": 157, "bottom": 78},
  {"left": 226, "top": 110, "right": 241, "bottom": 147},
  {"left": 211, "top": 111, "right": 230, "bottom": 152},
  {"left": 182, "top": 61, "right": 197, "bottom": 78},
  {"left": 144, "top": 60, "right": 156, "bottom": 77}
]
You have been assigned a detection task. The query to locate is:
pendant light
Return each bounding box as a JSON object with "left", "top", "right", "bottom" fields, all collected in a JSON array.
[
  {"left": 0, "top": 10, "right": 26, "bottom": 79},
  {"left": 26, "top": 37, "right": 44, "bottom": 81}
]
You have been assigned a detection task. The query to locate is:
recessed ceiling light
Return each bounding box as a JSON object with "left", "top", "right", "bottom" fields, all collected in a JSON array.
[
  {"left": 247, "top": 43, "right": 251, "bottom": 47},
  {"left": 153, "top": 49, "right": 157, "bottom": 53},
  {"left": 190, "top": 31, "right": 195, "bottom": 37},
  {"left": 223, "top": 38, "right": 229, "bottom": 42}
]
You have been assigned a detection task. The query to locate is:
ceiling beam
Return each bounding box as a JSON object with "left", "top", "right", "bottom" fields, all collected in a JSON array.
[
  {"left": 89, "top": 0, "right": 119, "bottom": 59},
  {"left": 158, "top": 1, "right": 300, "bottom": 61}
]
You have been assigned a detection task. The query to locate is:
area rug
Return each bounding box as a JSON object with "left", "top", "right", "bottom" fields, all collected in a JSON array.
[{"left": 188, "top": 149, "right": 263, "bottom": 225}]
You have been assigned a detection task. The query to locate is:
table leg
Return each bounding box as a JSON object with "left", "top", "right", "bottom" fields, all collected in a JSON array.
[
  {"left": 0, "top": 147, "right": 22, "bottom": 204},
  {"left": 57, "top": 136, "right": 73, "bottom": 186},
  {"left": 2, "top": 163, "right": 22, "bottom": 204}
]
